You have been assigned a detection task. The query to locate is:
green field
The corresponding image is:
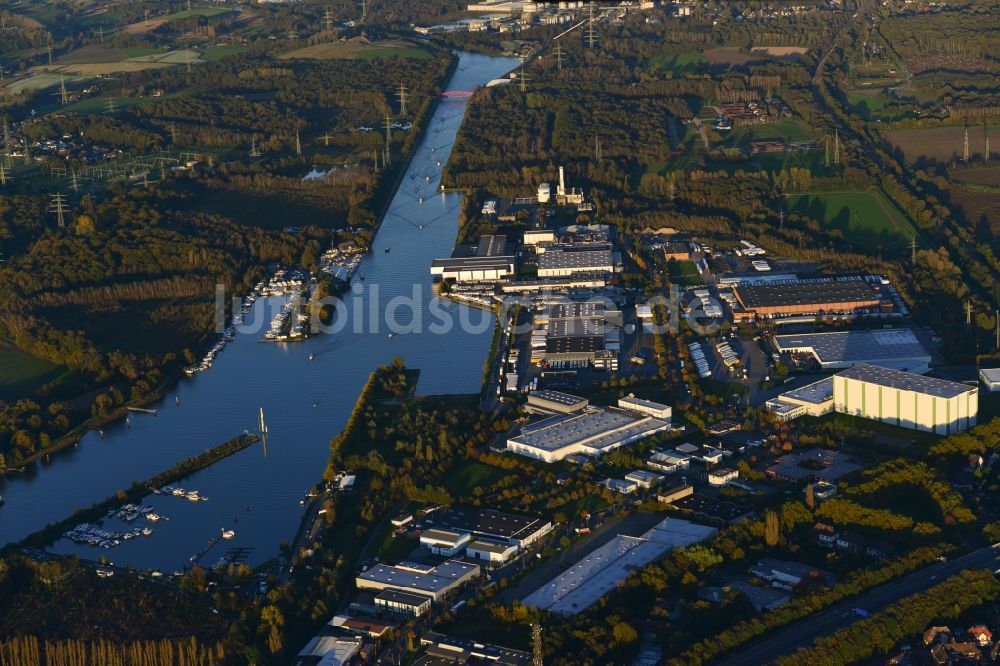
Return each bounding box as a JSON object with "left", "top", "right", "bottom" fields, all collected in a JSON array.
[
  {"left": 0, "top": 342, "right": 64, "bottom": 401},
  {"left": 667, "top": 259, "right": 703, "bottom": 285},
  {"left": 785, "top": 190, "right": 916, "bottom": 249},
  {"left": 280, "top": 41, "right": 433, "bottom": 61},
  {"left": 738, "top": 118, "right": 810, "bottom": 143},
  {"left": 444, "top": 460, "right": 509, "bottom": 497},
  {"left": 644, "top": 52, "right": 706, "bottom": 74}
]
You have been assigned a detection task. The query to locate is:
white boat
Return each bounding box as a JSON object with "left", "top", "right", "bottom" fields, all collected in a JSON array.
[{"left": 221, "top": 528, "right": 236, "bottom": 540}]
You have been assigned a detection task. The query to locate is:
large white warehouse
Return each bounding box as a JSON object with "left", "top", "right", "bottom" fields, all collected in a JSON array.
[{"left": 832, "top": 364, "right": 977, "bottom": 435}]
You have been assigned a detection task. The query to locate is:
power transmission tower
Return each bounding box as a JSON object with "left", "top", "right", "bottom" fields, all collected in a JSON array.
[
  {"left": 966, "top": 301, "right": 972, "bottom": 326},
  {"left": 50, "top": 193, "right": 69, "bottom": 229},
  {"left": 779, "top": 209, "right": 785, "bottom": 231},
  {"left": 834, "top": 130, "right": 840, "bottom": 165},
  {"left": 59, "top": 74, "right": 68, "bottom": 105},
  {"left": 2, "top": 122, "right": 11, "bottom": 167},
  {"left": 47, "top": 41, "right": 53, "bottom": 64},
  {"left": 532, "top": 624, "right": 543, "bottom": 666},
  {"left": 295, "top": 129, "right": 302, "bottom": 156},
  {"left": 585, "top": 2, "right": 598, "bottom": 49},
  {"left": 594, "top": 133, "right": 603, "bottom": 166},
  {"left": 911, "top": 234, "right": 916, "bottom": 266},
  {"left": 323, "top": 7, "right": 334, "bottom": 32},
  {"left": 668, "top": 172, "right": 675, "bottom": 201},
  {"left": 518, "top": 57, "right": 529, "bottom": 93},
  {"left": 963, "top": 127, "right": 970, "bottom": 162},
  {"left": 824, "top": 137, "right": 830, "bottom": 167},
  {"left": 0, "top": 164, "right": 7, "bottom": 187},
  {"left": 71, "top": 169, "right": 79, "bottom": 193},
  {"left": 99, "top": 26, "right": 104, "bottom": 43},
  {"left": 397, "top": 82, "right": 408, "bottom": 117},
  {"left": 321, "top": 132, "right": 332, "bottom": 147},
  {"left": 358, "top": 0, "right": 367, "bottom": 21},
  {"left": 106, "top": 97, "right": 116, "bottom": 114},
  {"left": 169, "top": 121, "right": 177, "bottom": 144},
  {"left": 249, "top": 135, "right": 260, "bottom": 158},
  {"left": 384, "top": 114, "right": 392, "bottom": 167},
  {"left": 554, "top": 41, "right": 565, "bottom": 72}
]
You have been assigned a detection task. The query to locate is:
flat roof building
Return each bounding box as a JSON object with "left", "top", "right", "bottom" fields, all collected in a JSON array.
[
  {"left": 625, "top": 469, "right": 665, "bottom": 488},
  {"left": 618, "top": 395, "right": 672, "bottom": 420},
  {"left": 374, "top": 589, "right": 433, "bottom": 617},
  {"left": 430, "top": 507, "right": 552, "bottom": 548},
  {"left": 431, "top": 235, "right": 515, "bottom": 282},
  {"left": 773, "top": 329, "right": 930, "bottom": 372},
  {"left": 466, "top": 539, "right": 518, "bottom": 564},
  {"left": 833, "top": 364, "right": 977, "bottom": 435},
  {"left": 356, "top": 560, "right": 480, "bottom": 602},
  {"left": 419, "top": 528, "right": 471, "bottom": 556},
  {"left": 508, "top": 408, "right": 670, "bottom": 463},
  {"left": 525, "top": 390, "right": 589, "bottom": 415},
  {"left": 980, "top": 368, "right": 1000, "bottom": 392},
  {"left": 537, "top": 247, "right": 616, "bottom": 277},
  {"left": 297, "top": 636, "right": 362, "bottom": 666},
  {"left": 766, "top": 377, "right": 834, "bottom": 421},
  {"left": 522, "top": 518, "right": 715, "bottom": 614},
  {"left": 733, "top": 276, "right": 882, "bottom": 318}
]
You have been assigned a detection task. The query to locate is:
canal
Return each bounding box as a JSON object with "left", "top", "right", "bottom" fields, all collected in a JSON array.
[{"left": 0, "top": 52, "right": 519, "bottom": 571}]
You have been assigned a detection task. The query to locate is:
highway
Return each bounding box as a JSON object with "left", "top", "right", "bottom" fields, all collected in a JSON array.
[{"left": 718, "top": 545, "right": 1000, "bottom": 666}]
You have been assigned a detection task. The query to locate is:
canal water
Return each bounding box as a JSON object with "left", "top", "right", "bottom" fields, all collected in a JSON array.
[{"left": 0, "top": 52, "right": 518, "bottom": 571}]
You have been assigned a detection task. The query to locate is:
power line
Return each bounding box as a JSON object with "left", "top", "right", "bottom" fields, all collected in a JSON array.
[
  {"left": 397, "top": 81, "right": 408, "bottom": 117},
  {"left": 50, "top": 193, "right": 69, "bottom": 229},
  {"left": 585, "top": 2, "right": 598, "bottom": 49}
]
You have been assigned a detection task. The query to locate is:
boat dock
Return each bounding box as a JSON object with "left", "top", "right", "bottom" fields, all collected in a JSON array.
[{"left": 127, "top": 407, "right": 158, "bottom": 415}]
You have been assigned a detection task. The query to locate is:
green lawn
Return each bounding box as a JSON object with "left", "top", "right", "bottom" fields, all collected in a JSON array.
[
  {"left": 0, "top": 342, "right": 65, "bottom": 401},
  {"left": 740, "top": 118, "right": 810, "bottom": 142},
  {"left": 445, "top": 459, "right": 510, "bottom": 497},
  {"left": 668, "top": 259, "right": 703, "bottom": 285},
  {"left": 784, "top": 190, "right": 917, "bottom": 250},
  {"left": 199, "top": 44, "right": 253, "bottom": 62},
  {"left": 644, "top": 52, "right": 706, "bottom": 74}
]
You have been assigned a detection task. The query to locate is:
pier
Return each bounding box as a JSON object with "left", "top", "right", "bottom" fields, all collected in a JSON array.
[{"left": 127, "top": 407, "right": 158, "bottom": 415}]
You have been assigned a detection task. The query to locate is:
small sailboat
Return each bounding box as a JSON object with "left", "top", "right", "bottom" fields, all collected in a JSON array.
[
  {"left": 384, "top": 246, "right": 391, "bottom": 253},
  {"left": 308, "top": 352, "right": 315, "bottom": 362},
  {"left": 175, "top": 396, "right": 181, "bottom": 406}
]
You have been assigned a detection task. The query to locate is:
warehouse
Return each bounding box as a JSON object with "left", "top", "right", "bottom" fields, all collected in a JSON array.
[
  {"left": 525, "top": 390, "right": 589, "bottom": 415},
  {"left": 832, "top": 364, "right": 978, "bottom": 435},
  {"left": 430, "top": 234, "right": 516, "bottom": 282},
  {"left": 374, "top": 589, "right": 433, "bottom": 617},
  {"left": 419, "top": 528, "right": 471, "bottom": 556},
  {"left": 466, "top": 539, "right": 519, "bottom": 564},
  {"left": 522, "top": 518, "right": 715, "bottom": 614},
  {"left": 537, "top": 247, "right": 616, "bottom": 277},
  {"left": 507, "top": 407, "right": 670, "bottom": 463},
  {"left": 429, "top": 507, "right": 553, "bottom": 549},
  {"left": 733, "top": 276, "right": 884, "bottom": 318},
  {"left": 540, "top": 301, "right": 621, "bottom": 362},
  {"left": 980, "top": 368, "right": 1000, "bottom": 392},
  {"left": 772, "top": 329, "right": 930, "bottom": 372},
  {"left": 765, "top": 377, "right": 834, "bottom": 421},
  {"left": 618, "top": 395, "right": 672, "bottom": 420},
  {"left": 356, "top": 560, "right": 480, "bottom": 602}
]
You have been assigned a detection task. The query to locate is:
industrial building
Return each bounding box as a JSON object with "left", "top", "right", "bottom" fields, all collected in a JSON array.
[
  {"left": 356, "top": 560, "right": 480, "bottom": 602},
  {"left": 466, "top": 539, "right": 518, "bottom": 564},
  {"left": 980, "top": 368, "right": 1000, "bottom": 392},
  {"left": 531, "top": 301, "right": 622, "bottom": 364},
  {"left": 419, "top": 528, "right": 471, "bottom": 556},
  {"left": 765, "top": 377, "right": 834, "bottom": 422},
  {"left": 618, "top": 395, "right": 672, "bottom": 420},
  {"left": 296, "top": 636, "right": 362, "bottom": 666},
  {"left": 732, "top": 276, "right": 886, "bottom": 319},
  {"left": 537, "top": 246, "right": 617, "bottom": 277},
  {"left": 525, "top": 390, "right": 589, "bottom": 415},
  {"left": 374, "top": 589, "right": 433, "bottom": 617},
  {"left": 430, "top": 234, "right": 516, "bottom": 282},
  {"left": 522, "top": 518, "right": 715, "bottom": 615},
  {"left": 833, "top": 364, "right": 978, "bottom": 435},
  {"left": 507, "top": 406, "right": 671, "bottom": 463},
  {"left": 772, "top": 329, "right": 930, "bottom": 372},
  {"left": 428, "top": 507, "right": 552, "bottom": 549}
]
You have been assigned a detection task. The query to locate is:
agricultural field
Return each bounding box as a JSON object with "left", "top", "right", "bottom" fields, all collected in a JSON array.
[
  {"left": 749, "top": 46, "right": 809, "bottom": 59},
  {"left": 734, "top": 118, "right": 811, "bottom": 143},
  {"left": 3, "top": 71, "right": 88, "bottom": 94},
  {"left": 951, "top": 165, "right": 1000, "bottom": 187},
  {"left": 884, "top": 125, "right": 1000, "bottom": 164},
  {"left": 702, "top": 47, "right": 760, "bottom": 67},
  {"left": 785, "top": 190, "right": 916, "bottom": 249},
  {"left": 846, "top": 89, "right": 916, "bottom": 122},
  {"left": 122, "top": 7, "right": 233, "bottom": 36},
  {"left": 280, "top": 40, "right": 434, "bottom": 61},
  {"left": 949, "top": 186, "right": 1000, "bottom": 236},
  {"left": 0, "top": 342, "right": 65, "bottom": 402},
  {"left": 37, "top": 49, "right": 203, "bottom": 76},
  {"left": 644, "top": 52, "right": 706, "bottom": 74}
]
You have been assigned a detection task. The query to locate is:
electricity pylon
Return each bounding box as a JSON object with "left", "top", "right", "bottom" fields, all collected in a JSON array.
[
  {"left": 50, "top": 193, "right": 69, "bottom": 228},
  {"left": 397, "top": 82, "right": 408, "bottom": 117}
]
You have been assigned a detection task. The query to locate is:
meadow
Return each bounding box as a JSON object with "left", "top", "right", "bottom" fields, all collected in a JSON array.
[
  {"left": 280, "top": 41, "right": 433, "bottom": 61},
  {"left": 0, "top": 342, "right": 64, "bottom": 402},
  {"left": 785, "top": 190, "right": 916, "bottom": 250},
  {"left": 884, "top": 125, "right": 1000, "bottom": 164}
]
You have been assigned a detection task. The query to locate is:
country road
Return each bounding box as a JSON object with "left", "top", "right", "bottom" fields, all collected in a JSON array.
[{"left": 718, "top": 545, "right": 1000, "bottom": 666}]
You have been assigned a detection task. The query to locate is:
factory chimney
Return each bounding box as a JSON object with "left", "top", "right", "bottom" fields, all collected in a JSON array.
[{"left": 558, "top": 166, "right": 566, "bottom": 197}]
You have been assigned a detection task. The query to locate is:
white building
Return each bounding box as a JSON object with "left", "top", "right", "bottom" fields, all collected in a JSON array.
[
  {"left": 707, "top": 467, "right": 739, "bottom": 487},
  {"left": 537, "top": 182, "right": 551, "bottom": 203},
  {"left": 980, "top": 367, "right": 1000, "bottom": 392},
  {"left": 833, "top": 364, "right": 978, "bottom": 435},
  {"left": 625, "top": 469, "right": 665, "bottom": 489},
  {"left": 602, "top": 478, "right": 638, "bottom": 494},
  {"left": 356, "top": 560, "right": 480, "bottom": 602},
  {"left": 765, "top": 377, "right": 834, "bottom": 422},
  {"left": 647, "top": 450, "right": 690, "bottom": 473},
  {"left": 618, "top": 395, "right": 672, "bottom": 421},
  {"left": 466, "top": 539, "right": 518, "bottom": 564},
  {"left": 507, "top": 407, "right": 670, "bottom": 463},
  {"left": 419, "top": 528, "right": 471, "bottom": 556}
]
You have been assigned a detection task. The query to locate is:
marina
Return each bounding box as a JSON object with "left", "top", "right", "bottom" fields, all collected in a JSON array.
[{"left": 0, "top": 52, "right": 519, "bottom": 572}]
